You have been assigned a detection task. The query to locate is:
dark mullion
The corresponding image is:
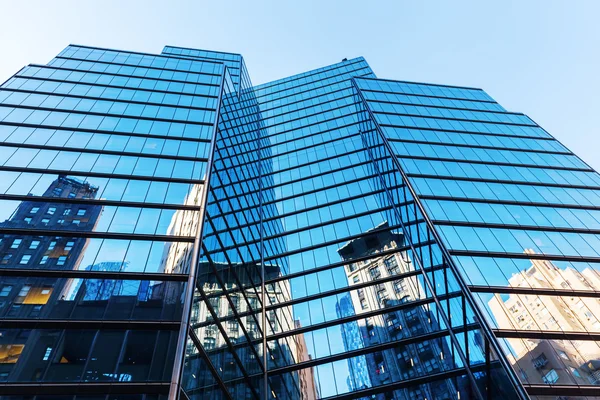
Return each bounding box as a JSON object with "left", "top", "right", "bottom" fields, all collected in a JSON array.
[
  {"left": 211, "top": 171, "right": 386, "bottom": 214},
  {"left": 0, "top": 319, "right": 180, "bottom": 330},
  {"left": 0, "top": 227, "right": 195, "bottom": 242},
  {"left": 205, "top": 214, "right": 419, "bottom": 256},
  {"left": 0, "top": 194, "right": 201, "bottom": 211},
  {"left": 356, "top": 75, "right": 496, "bottom": 100},
  {"left": 18, "top": 65, "right": 221, "bottom": 96},
  {"left": 433, "top": 219, "right": 600, "bottom": 235},
  {"left": 208, "top": 205, "right": 397, "bottom": 243},
  {"left": 210, "top": 187, "right": 407, "bottom": 236},
  {"left": 494, "top": 329, "right": 600, "bottom": 341},
  {"left": 197, "top": 292, "right": 462, "bottom": 354},
  {"left": 0, "top": 103, "right": 214, "bottom": 127},
  {"left": 395, "top": 153, "right": 590, "bottom": 172},
  {"left": 0, "top": 382, "right": 170, "bottom": 396},
  {"left": 0, "top": 87, "right": 217, "bottom": 113},
  {"left": 0, "top": 140, "right": 208, "bottom": 162},
  {"left": 194, "top": 262, "right": 445, "bottom": 330},
  {"left": 211, "top": 149, "right": 376, "bottom": 192},
  {"left": 372, "top": 109, "right": 536, "bottom": 128},
  {"left": 191, "top": 274, "right": 262, "bottom": 400},
  {"left": 253, "top": 59, "right": 366, "bottom": 95},
  {"left": 387, "top": 136, "right": 571, "bottom": 156},
  {"left": 265, "top": 292, "right": 462, "bottom": 344},
  {"left": 361, "top": 96, "right": 525, "bottom": 116},
  {"left": 406, "top": 173, "right": 600, "bottom": 191},
  {"left": 449, "top": 249, "right": 600, "bottom": 263},
  {"left": 55, "top": 55, "right": 222, "bottom": 78},
  {"left": 379, "top": 122, "right": 554, "bottom": 141},
  {"left": 0, "top": 120, "right": 212, "bottom": 143},
  {"left": 219, "top": 114, "right": 364, "bottom": 152},
  {"left": 469, "top": 285, "right": 600, "bottom": 298},
  {"left": 0, "top": 165, "right": 205, "bottom": 184},
  {"left": 187, "top": 329, "right": 234, "bottom": 400},
  {"left": 524, "top": 384, "right": 600, "bottom": 397},
  {"left": 199, "top": 249, "right": 266, "bottom": 375},
  {"left": 261, "top": 222, "right": 411, "bottom": 263},
  {"left": 0, "top": 267, "right": 188, "bottom": 281},
  {"left": 419, "top": 194, "right": 600, "bottom": 212},
  {"left": 225, "top": 101, "right": 362, "bottom": 136},
  {"left": 253, "top": 65, "right": 370, "bottom": 101},
  {"left": 268, "top": 323, "right": 479, "bottom": 377}
]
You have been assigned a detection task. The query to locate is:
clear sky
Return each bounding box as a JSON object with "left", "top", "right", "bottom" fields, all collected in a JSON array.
[{"left": 1, "top": 0, "right": 598, "bottom": 170}]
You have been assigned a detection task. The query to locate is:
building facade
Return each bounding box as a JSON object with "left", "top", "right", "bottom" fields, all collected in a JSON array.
[{"left": 0, "top": 44, "right": 597, "bottom": 400}]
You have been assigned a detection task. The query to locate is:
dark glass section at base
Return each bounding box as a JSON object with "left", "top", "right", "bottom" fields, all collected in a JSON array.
[{"left": 1, "top": 43, "right": 596, "bottom": 400}]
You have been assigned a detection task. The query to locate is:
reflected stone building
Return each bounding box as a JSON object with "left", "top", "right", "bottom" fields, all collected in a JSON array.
[
  {"left": 489, "top": 250, "right": 600, "bottom": 390},
  {"left": 337, "top": 222, "right": 457, "bottom": 400},
  {"left": 0, "top": 43, "right": 598, "bottom": 400}
]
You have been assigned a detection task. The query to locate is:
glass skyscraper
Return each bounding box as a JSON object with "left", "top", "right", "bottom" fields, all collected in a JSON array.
[{"left": 0, "top": 44, "right": 598, "bottom": 400}]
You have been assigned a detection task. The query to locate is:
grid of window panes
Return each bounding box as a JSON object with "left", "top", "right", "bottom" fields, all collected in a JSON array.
[
  {"left": 162, "top": 46, "right": 242, "bottom": 92},
  {"left": 180, "top": 52, "right": 514, "bottom": 400},
  {"left": 355, "top": 76, "right": 600, "bottom": 398},
  {"left": 178, "top": 55, "right": 267, "bottom": 400},
  {"left": 0, "top": 44, "right": 225, "bottom": 399},
  {"left": 3, "top": 42, "right": 596, "bottom": 400}
]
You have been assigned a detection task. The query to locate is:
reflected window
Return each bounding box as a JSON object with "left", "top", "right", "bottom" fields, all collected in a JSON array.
[
  {"left": 63, "top": 208, "right": 71, "bottom": 216},
  {"left": 65, "top": 241, "right": 74, "bottom": 251},
  {"left": 0, "top": 285, "right": 12, "bottom": 296},
  {"left": 40, "top": 255, "right": 48, "bottom": 264},
  {"left": 532, "top": 353, "right": 548, "bottom": 369},
  {"left": 57, "top": 256, "right": 67, "bottom": 266},
  {"left": 42, "top": 347, "right": 53, "bottom": 361},
  {"left": 30, "top": 207, "right": 40, "bottom": 214},
  {"left": 570, "top": 367, "right": 581, "bottom": 378},
  {"left": 15, "top": 286, "right": 31, "bottom": 303},
  {"left": 29, "top": 240, "right": 40, "bottom": 250},
  {"left": 41, "top": 218, "right": 50, "bottom": 225},
  {"left": 47, "top": 207, "right": 56, "bottom": 215},
  {"left": 19, "top": 255, "right": 31, "bottom": 265},
  {"left": 2, "top": 254, "right": 12, "bottom": 264},
  {"left": 11, "top": 239, "right": 22, "bottom": 249},
  {"left": 48, "top": 241, "right": 56, "bottom": 250},
  {"left": 24, "top": 217, "right": 32, "bottom": 224},
  {"left": 384, "top": 257, "right": 400, "bottom": 275},
  {"left": 558, "top": 350, "right": 570, "bottom": 361},
  {"left": 542, "top": 369, "right": 559, "bottom": 384},
  {"left": 0, "top": 344, "right": 24, "bottom": 364},
  {"left": 203, "top": 337, "right": 216, "bottom": 350},
  {"left": 360, "top": 298, "right": 368, "bottom": 310},
  {"left": 369, "top": 266, "right": 381, "bottom": 280},
  {"left": 77, "top": 209, "right": 86, "bottom": 216},
  {"left": 72, "top": 219, "right": 81, "bottom": 226}
]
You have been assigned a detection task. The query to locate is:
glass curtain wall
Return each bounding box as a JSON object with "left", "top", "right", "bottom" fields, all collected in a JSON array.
[{"left": 0, "top": 44, "right": 224, "bottom": 400}]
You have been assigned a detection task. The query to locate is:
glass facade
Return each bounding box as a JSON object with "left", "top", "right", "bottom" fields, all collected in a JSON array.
[{"left": 0, "top": 44, "right": 596, "bottom": 400}]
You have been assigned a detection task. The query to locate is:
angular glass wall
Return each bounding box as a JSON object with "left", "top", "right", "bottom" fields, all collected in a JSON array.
[
  {"left": 354, "top": 76, "right": 600, "bottom": 399},
  {"left": 0, "top": 44, "right": 224, "bottom": 399},
  {"left": 3, "top": 42, "right": 597, "bottom": 400}
]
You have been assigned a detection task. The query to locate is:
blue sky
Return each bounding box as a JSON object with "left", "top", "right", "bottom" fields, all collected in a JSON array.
[{"left": 1, "top": 0, "right": 599, "bottom": 170}]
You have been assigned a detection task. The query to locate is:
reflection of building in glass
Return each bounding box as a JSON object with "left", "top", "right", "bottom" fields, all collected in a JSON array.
[
  {"left": 336, "top": 293, "right": 372, "bottom": 392},
  {"left": 337, "top": 222, "right": 456, "bottom": 400},
  {"left": 186, "top": 260, "right": 317, "bottom": 399},
  {"left": 2, "top": 41, "right": 596, "bottom": 399},
  {"left": 0, "top": 175, "right": 102, "bottom": 379},
  {"left": 489, "top": 250, "right": 600, "bottom": 388},
  {"left": 293, "top": 319, "right": 319, "bottom": 400},
  {"left": 0, "top": 175, "right": 102, "bottom": 315}
]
